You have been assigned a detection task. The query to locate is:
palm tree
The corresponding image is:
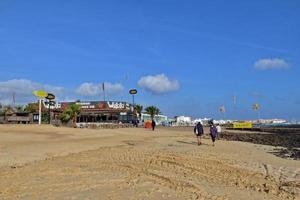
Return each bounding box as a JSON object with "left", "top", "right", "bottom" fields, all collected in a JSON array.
[
  {"left": 145, "top": 106, "right": 160, "bottom": 120},
  {"left": 59, "top": 111, "right": 71, "bottom": 124},
  {"left": 69, "top": 104, "right": 81, "bottom": 124},
  {"left": 59, "top": 104, "right": 81, "bottom": 125},
  {"left": 135, "top": 104, "right": 143, "bottom": 120}
]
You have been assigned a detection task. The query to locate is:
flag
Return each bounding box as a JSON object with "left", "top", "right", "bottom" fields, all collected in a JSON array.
[{"left": 252, "top": 103, "right": 260, "bottom": 111}]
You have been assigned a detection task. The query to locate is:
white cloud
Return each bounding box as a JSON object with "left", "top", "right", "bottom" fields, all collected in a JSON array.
[
  {"left": 138, "top": 74, "right": 180, "bottom": 94},
  {"left": 254, "top": 58, "right": 289, "bottom": 70},
  {"left": 76, "top": 82, "right": 124, "bottom": 96},
  {"left": 0, "top": 79, "right": 64, "bottom": 105}
]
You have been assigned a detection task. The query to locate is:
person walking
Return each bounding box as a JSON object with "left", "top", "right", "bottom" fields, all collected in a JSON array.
[
  {"left": 152, "top": 119, "right": 156, "bottom": 131},
  {"left": 216, "top": 124, "right": 222, "bottom": 139},
  {"left": 210, "top": 124, "right": 218, "bottom": 146},
  {"left": 194, "top": 122, "right": 204, "bottom": 145}
]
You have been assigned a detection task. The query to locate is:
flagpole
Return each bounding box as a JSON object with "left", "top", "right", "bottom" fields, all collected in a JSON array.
[{"left": 102, "top": 83, "right": 106, "bottom": 101}]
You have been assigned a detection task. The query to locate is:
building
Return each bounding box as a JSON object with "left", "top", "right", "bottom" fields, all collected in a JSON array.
[
  {"left": 56, "top": 101, "right": 135, "bottom": 123},
  {"left": 140, "top": 113, "right": 168, "bottom": 125},
  {"left": 175, "top": 116, "right": 192, "bottom": 126},
  {"left": 0, "top": 107, "right": 37, "bottom": 124}
]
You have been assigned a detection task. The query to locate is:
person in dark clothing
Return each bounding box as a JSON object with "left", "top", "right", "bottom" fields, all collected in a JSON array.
[
  {"left": 133, "top": 119, "right": 139, "bottom": 127},
  {"left": 152, "top": 120, "right": 156, "bottom": 131},
  {"left": 194, "top": 122, "right": 204, "bottom": 145},
  {"left": 209, "top": 124, "right": 218, "bottom": 146}
]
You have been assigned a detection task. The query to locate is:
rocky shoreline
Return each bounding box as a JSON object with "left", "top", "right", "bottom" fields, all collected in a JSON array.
[{"left": 220, "top": 131, "right": 300, "bottom": 160}]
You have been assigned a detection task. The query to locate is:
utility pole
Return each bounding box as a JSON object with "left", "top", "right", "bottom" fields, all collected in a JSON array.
[
  {"left": 12, "top": 92, "right": 16, "bottom": 107},
  {"left": 233, "top": 94, "right": 237, "bottom": 120},
  {"left": 102, "top": 82, "right": 106, "bottom": 101}
]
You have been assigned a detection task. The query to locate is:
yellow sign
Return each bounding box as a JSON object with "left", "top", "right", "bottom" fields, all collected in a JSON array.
[
  {"left": 33, "top": 90, "right": 48, "bottom": 98},
  {"left": 233, "top": 122, "right": 253, "bottom": 129}
]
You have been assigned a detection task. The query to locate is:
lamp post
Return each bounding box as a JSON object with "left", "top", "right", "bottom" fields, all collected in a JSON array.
[
  {"left": 252, "top": 103, "right": 261, "bottom": 122},
  {"left": 129, "top": 89, "right": 138, "bottom": 121},
  {"left": 46, "top": 93, "right": 55, "bottom": 124}
]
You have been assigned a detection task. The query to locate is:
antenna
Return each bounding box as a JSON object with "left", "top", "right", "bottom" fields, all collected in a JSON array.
[
  {"left": 102, "top": 82, "right": 106, "bottom": 101},
  {"left": 12, "top": 92, "right": 16, "bottom": 107},
  {"left": 233, "top": 94, "right": 237, "bottom": 120}
]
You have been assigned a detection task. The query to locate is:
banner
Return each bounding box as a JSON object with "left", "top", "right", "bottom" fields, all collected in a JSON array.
[{"left": 233, "top": 122, "right": 253, "bottom": 129}]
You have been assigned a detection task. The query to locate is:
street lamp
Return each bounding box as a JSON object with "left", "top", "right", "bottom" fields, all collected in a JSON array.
[{"left": 129, "top": 89, "right": 138, "bottom": 121}]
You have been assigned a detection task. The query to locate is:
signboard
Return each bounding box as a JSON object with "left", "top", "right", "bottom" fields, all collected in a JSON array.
[
  {"left": 44, "top": 101, "right": 56, "bottom": 106},
  {"left": 46, "top": 93, "right": 55, "bottom": 100},
  {"left": 233, "top": 122, "right": 253, "bottom": 129},
  {"left": 61, "top": 101, "right": 131, "bottom": 111},
  {"left": 129, "top": 89, "right": 137, "bottom": 95},
  {"left": 32, "top": 90, "right": 49, "bottom": 125},
  {"left": 33, "top": 90, "right": 48, "bottom": 98}
]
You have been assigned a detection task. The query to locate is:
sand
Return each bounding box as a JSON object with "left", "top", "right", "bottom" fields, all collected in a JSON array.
[{"left": 0, "top": 125, "right": 299, "bottom": 200}]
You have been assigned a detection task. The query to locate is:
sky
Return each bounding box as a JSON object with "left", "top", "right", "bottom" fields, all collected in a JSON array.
[{"left": 0, "top": 0, "right": 299, "bottom": 120}]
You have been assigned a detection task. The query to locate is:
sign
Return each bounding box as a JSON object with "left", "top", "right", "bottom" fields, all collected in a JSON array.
[
  {"left": 46, "top": 93, "right": 55, "bottom": 100},
  {"left": 32, "top": 90, "right": 49, "bottom": 125},
  {"left": 44, "top": 101, "right": 56, "bottom": 106},
  {"left": 76, "top": 102, "right": 96, "bottom": 109},
  {"left": 33, "top": 90, "right": 48, "bottom": 98},
  {"left": 129, "top": 89, "right": 137, "bottom": 95},
  {"left": 233, "top": 122, "right": 253, "bottom": 129},
  {"left": 107, "top": 101, "right": 126, "bottom": 109},
  {"left": 61, "top": 101, "right": 131, "bottom": 111}
]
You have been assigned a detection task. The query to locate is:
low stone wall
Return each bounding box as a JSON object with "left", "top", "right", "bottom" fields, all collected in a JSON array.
[
  {"left": 76, "top": 123, "right": 134, "bottom": 129},
  {"left": 226, "top": 127, "right": 300, "bottom": 134}
]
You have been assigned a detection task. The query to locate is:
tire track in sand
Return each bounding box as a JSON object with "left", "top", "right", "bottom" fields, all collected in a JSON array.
[
  {"left": 0, "top": 146, "right": 297, "bottom": 200},
  {"left": 86, "top": 148, "right": 296, "bottom": 200}
]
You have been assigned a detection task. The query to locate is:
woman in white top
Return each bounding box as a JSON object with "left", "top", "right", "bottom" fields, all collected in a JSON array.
[{"left": 216, "top": 124, "right": 221, "bottom": 139}]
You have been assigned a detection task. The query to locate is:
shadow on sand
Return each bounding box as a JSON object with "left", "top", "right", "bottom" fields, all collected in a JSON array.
[{"left": 177, "top": 140, "right": 209, "bottom": 146}]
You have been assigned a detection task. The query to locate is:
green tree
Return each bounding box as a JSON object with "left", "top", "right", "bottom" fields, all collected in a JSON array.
[
  {"left": 145, "top": 106, "right": 160, "bottom": 120},
  {"left": 59, "top": 111, "right": 71, "bottom": 124},
  {"left": 15, "top": 105, "right": 24, "bottom": 112},
  {"left": 24, "top": 103, "right": 39, "bottom": 113},
  {"left": 0, "top": 105, "right": 14, "bottom": 120},
  {"left": 69, "top": 104, "right": 81, "bottom": 124},
  {"left": 59, "top": 104, "right": 81, "bottom": 125},
  {"left": 135, "top": 104, "right": 143, "bottom": 120}
]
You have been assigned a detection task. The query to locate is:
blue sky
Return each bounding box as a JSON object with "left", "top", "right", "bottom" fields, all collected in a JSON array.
[{"left": 0, "top": 0, "right": 299, "bottom": 120}]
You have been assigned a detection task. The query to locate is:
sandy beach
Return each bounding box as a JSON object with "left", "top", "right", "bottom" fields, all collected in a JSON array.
[{"left": 0, "top": 125, "right": 299, "bottom": 200}]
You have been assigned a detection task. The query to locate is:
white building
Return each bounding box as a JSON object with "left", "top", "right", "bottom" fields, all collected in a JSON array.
[
  {"left": 175, "top": 116, "right": 192, "bottom": 126},
  {"left": 192, "top": 118, "right": 211, "bottom": 125},
  {"left": 140, "top": 113, "right": 168, "bottom": 125}
]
